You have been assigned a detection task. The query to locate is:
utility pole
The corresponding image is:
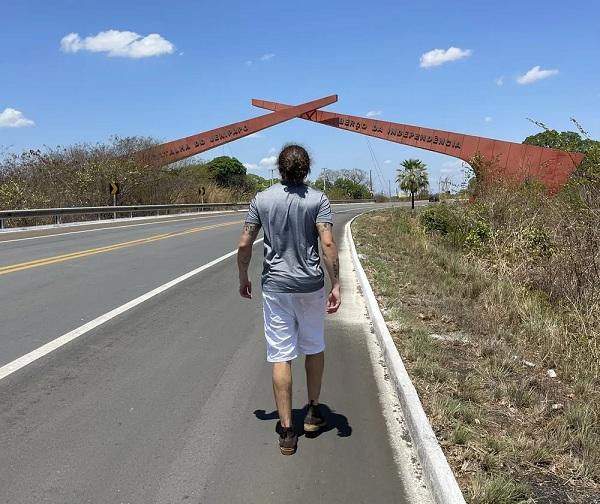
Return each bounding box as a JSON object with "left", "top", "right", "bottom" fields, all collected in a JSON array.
[
  {"left": 369, "top": 170, "right": 373, "bottom": 194},
  {"left": 270, "top": 168, "right": 274, "bottom": 186},
  {"left": 388, "top": 180, "right": 391, "bottom": 198}
]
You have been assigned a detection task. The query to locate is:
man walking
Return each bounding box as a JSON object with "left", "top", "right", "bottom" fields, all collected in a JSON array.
[{"left": 237, "top": 144, "right": 341, "bottom": 455}]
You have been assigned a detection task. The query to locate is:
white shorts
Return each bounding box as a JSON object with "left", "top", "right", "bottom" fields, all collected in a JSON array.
[{"left": 262, "top": 288, "right": 326, "bottom": 363}]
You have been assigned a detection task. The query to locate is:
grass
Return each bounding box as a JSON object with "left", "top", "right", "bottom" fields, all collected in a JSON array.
[
  {"left": 452, "top": 423, "right": 474, "bottom": 445},
  {"left": 353, "top": 207, "right": 600, "bottom": 504},
  {"left": 471, "top": 475, "right": 531, "bottom": 504}
]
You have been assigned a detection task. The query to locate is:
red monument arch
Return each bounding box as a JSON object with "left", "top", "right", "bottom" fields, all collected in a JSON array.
[{"left": 135, "top": 95, "right": 585, "bottom": 193}]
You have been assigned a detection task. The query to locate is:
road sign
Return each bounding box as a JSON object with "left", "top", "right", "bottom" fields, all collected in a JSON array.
[
  {"left": 110, "top": 181, "right": 120, "bottom": 195},
  {"left": 199, "top": 186, "right": 206, "bottom": 196}
]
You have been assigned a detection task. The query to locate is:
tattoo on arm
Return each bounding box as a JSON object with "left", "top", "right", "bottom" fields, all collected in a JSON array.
[
  {"left": 242, "top": 223, "right": 261, "bottom": 242},
  {"left": 316, "top": 222, "right": 339, "bottom": 285},
  {"left": 238, "top": 223, "right": 260, "bottom": 278},
  {"left": 316, "top": 222, "right": 333, "bottom": 233}
]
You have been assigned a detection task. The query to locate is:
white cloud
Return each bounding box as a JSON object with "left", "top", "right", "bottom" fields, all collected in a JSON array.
[
  {"left": 259, "top": 155, "right": 277, "bottom": 167},
  {"left": 60, "top": 30, "right": 175, "bottom": 58},
  {"left": 419, "top": 46, "right": 471, "bottom": 68},
  {"left": 495, "top": 76, "right": 504, "bottom": 87},
  {"left": 484, "top": 116, "right": 492, "bottom": 122},
  {"left": 383, "top": 159, "right": 392, "bottom": 164},
  {"left": 0, "top": 108, "right": 35, "bottom": 128},
  {"left": 244, "top": 149, "right": 279, "bottom": 173},
  {"left": 516, "top": 65, "right": 559, "bottom": 85},
  {"left": 366, "top": 110, "right": 382, "bottom": 117},
  {"left": 246, "top": 53, "right": 274, "bottom": 66}
]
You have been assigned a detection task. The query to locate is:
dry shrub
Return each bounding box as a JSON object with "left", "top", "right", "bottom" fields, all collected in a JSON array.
[
  {"left": 455, "top": 178, "right": 600, "bottom": 380},
  {"left": 0, "top": 136, "right": 251, "bottom": 225},
  {"left": 355, "top": 203, "right": 600, "bottom": 500}
]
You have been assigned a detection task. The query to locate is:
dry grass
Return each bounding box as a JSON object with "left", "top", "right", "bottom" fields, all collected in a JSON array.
[
  {"left": 353, "top": 205, "right": 600, "bottom": 504},
  {"left": 0, "top": 137, "right": 247, "bottom": 227}
]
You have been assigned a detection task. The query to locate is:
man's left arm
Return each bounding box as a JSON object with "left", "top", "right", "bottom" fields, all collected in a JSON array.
[{"left": 237, "top": 223, "right": 261, "bottom": 298}]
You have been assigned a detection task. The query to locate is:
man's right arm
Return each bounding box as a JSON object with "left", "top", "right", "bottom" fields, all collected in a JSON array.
[{"left": 317, "top": 222, "right": 341, "bottom": 313}]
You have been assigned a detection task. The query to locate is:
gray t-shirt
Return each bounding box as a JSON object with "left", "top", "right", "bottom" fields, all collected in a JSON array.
[{"left": 245, "top": 182, "right": 333, "bottom": 293}]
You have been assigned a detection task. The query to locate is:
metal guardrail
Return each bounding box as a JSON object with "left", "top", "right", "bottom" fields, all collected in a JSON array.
[
  {"left": 0, "top": 203, "right": 246, "bottom": 229},
  {"left": 0, "top": 200, "right": 375, "bottom": 229}
]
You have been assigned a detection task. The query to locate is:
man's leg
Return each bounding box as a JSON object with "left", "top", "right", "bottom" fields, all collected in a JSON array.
[
  {"left": 303, "top": 351, "right": 326, "bottom": 432},
  {"left": 305, "top": 351, "right": 324, "bottom": 404},
  {"left": 273, "top": 361, "right": 293, "bottom": 428}
]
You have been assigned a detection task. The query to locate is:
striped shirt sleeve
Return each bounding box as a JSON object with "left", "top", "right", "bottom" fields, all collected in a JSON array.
[
  {"left": 316, "top": 194, "right": 333, "bottom": 224},
  {"left": 245, "top": 197, "right": 261, "bottom": 225}
]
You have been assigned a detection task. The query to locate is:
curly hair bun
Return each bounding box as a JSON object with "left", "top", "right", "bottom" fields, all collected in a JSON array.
[{"left": 277, "top": 144, "right": 311, "bottom": 184}]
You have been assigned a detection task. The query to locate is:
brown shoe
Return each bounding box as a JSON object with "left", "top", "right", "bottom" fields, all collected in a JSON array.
[
  {"left": 303, "top": 402, "right": 326, "bottom": 432},
  {"left": 276, "top": 421, "right": 298, "bottom": 455}
]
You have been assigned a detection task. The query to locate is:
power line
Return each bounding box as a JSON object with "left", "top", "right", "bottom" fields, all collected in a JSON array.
[{"left": 365, "top": 138, "right": 386, "bottom": 194}]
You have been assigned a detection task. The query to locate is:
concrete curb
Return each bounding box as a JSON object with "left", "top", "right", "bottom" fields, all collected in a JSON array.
[{"left": 345, "top": 215, "right": 467, "bottom": 504}]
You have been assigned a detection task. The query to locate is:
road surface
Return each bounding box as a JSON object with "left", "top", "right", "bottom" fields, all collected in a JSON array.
[{"left": 0, "top": 203, "right": 430, "bottom": 503}]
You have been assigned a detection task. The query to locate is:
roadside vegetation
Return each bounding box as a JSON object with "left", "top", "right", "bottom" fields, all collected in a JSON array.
[
  {"left": 313, "top": 168, "right": 374, "bottom": 200},
  {"left": 0, "top": 137, "right": 373, "bottom": 227},
  {"left": 0, "top": 137, "right": 250, "bottom": 212},
  {"left": 353, "top": 127, "right": 600, "bottom": 503}
]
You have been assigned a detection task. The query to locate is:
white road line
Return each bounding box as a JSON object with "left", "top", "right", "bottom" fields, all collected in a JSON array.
[
  {"left": 0, "top": 212, "right": 243, "bottom": 244},
  {"left": 0, "top": 239, "right": 263, "bottom": 381},
  {"left": 0, "top": 204, "right": 373, "bottom": 244},
  {"left": 0, "top": 205, "right": 373, "bottom": 380}
]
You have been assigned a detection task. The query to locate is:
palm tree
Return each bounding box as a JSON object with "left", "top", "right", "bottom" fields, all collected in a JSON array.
[{"left": 396, "top": 159, "right": 429, "bottom": 209}]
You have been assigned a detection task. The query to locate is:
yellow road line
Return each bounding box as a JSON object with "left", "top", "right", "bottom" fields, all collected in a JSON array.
[{"left": 0, "top": 220, "right": 243, "bottom": 276}]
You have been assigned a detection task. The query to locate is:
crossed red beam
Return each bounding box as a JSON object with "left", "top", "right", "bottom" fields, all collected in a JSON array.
[
  {"left": 135, "top": 95, "right": 585, "bottom": 193},
  {"left": 135, "top": 95, "right": 338, "bottom": 165}
]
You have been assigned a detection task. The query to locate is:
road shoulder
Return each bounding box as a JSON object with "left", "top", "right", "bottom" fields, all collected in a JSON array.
[{"left": 334, "top": 210, "right": 433, "bottom": 504}]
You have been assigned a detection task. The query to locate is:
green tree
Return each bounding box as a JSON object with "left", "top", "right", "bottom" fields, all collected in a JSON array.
[
  {"left": 332, "top": 177, "right": 371, "bottom": 200},
  {"left": 523, "top": 129, "right": 589, "bottom": 153},
  {"left": 312, "top": 175, "right": 330, "bottom": 193},
  {"left": 396, "top": 159, "right": 429, "bottom": 209},
  {"left": 246, "top": 173, "right": 273, "bottom": 192},
  {"left": 313, "top": 168, "right": 371, "bottom": 199},
  {"left": 205, "top": 156, "right": 246, "bottom": 187},
  {"left": 523, "top": 125, "right": 600, "bottom": 182}
]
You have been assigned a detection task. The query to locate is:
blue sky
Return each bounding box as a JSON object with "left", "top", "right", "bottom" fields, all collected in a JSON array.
[{"left": 2, "top": 0, "right": 599, "bottom": 194}]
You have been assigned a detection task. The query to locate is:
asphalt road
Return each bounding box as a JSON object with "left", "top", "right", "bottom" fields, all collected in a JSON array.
[{"left": 0, "top": 203, "right": 430, "bottom": 503}]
